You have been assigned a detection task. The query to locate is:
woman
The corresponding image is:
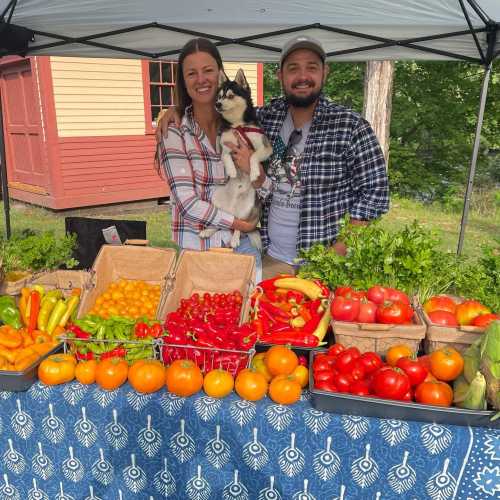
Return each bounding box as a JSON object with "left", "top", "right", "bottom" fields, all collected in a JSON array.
[{"left": 156, "top": 38, "right": 262, "bottom": 281}]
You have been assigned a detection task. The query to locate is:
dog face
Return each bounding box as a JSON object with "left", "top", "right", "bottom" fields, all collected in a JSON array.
[{"left": 215, "top": 69, "right": 254, "bottom": 125}]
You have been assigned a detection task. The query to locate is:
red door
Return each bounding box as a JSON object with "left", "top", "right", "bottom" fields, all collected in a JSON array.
[{"left": 0, "top": 59, "right": 48, "bottom": 189}]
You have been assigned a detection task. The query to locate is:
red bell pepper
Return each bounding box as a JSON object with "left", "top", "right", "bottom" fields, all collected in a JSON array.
[
  {"left": 101, "top": 347, "right": 127, "bottom": 359},
  {"left": 75, "top": 349, "right": 94, "bottom": 361}
]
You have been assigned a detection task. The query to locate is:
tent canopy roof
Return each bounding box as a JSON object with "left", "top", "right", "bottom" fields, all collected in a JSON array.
[{"left": 1, "top": 0, "right": 500, "bottom": 63}]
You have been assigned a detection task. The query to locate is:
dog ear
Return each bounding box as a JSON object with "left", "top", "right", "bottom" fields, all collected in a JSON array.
[
  {"left": 234, "top": 68, "right": 250, "bottom": 91},
  {"left": 218, "top": 70, "right": 229, "bottom": 87}
]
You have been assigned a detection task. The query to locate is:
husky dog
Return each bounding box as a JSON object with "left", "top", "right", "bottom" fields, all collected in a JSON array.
[{"left": 199, "top": 69, "right": 273, "bottom": 249}]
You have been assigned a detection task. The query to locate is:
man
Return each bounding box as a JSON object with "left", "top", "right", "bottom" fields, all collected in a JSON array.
[
  {"left": 230, "top": 35, "right": 389, "bottom": 278},
  {"left": 157, "top": 36, "right": 390, "bottom": 280}
]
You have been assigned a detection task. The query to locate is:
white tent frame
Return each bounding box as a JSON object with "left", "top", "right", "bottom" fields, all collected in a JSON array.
[{"left": 0, "top": 0, "right": 498, "bottom": 254}]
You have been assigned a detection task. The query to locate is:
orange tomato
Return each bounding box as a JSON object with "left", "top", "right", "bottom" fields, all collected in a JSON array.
[
  {"left": 165, "top": 359, "right": 203, "bottom": 397},
  {"left": 415, "top": 381, "right": 453, "bottom": 407},
  {"left": 290, "top": 365, "right": 309, "bottom": 388},
  {"left": 423, "top": 295, "right": 457, "bottom": 315},
  {"left": 234, "top": 368, "right": 268, "bottom": 401},
  {"left": 455, "top": 300, "right": 491, "bottom": 326},
  {"left": 95, "top": 357, "right": 129, "bottom": 391},
  {"left": 75, "top": 360, "right": 98, "bottom": 385},
  {"left": 386, "top": 344, "right": 414, "bottom": 367},
  {"left": 203, "top": 369, "right": 234, "bottom": 398},
  {"left": 128, "top": 359, "right": 166, "bottom": 394},
  {"left": 264, "top": 346, "right": 298, "bottom": 376},
  {"left": 250, "top": 353, "right": 272, "bottom": 382},
  {"left": 38, "top": 354, "right": 76, "bottom": 385},
  {"left": 429, "top": 347, "right": 464, "bottom": 381},
  {"left": 269, "top": 375, "right": 302, "bottom": 405}
]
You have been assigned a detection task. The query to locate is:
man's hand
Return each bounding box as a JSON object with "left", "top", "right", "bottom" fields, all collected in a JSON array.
[
  {"left": 155, "top": 107, "right": 181, "bottom": 142},
  {"left": 224, "top": 138, "right": 266, "bottom": 189},
  {"left": 331, "top": 219, "right": 368, "bottom": 256}
]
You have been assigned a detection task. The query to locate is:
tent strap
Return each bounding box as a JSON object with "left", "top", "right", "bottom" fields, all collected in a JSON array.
[{"left": 457, "top": 63, "right": 492, "bottom": 255}]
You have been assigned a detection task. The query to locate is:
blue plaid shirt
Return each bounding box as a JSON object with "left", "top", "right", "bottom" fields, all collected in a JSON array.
[{"left": 257, "top": 95, "right": 389, "bottom": 252}]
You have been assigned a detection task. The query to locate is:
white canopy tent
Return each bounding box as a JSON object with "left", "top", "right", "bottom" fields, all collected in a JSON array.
[{"left": 0, "top": 0, "right": 499, "bottom": 251}]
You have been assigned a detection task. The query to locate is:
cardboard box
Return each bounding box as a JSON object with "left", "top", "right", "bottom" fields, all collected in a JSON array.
[
  {"left": 78, "top": 245, "right": 177, "bottom": 318},
  {"left": 157, "top": 248, "right": 256, "bottom": 324},
  {"left": 29, "top": 270, "right": 90, "bottom": 298}
]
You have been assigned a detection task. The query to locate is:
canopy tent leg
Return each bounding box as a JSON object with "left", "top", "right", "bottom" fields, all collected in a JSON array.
[
  {"left": 457, "top": 63, "right": 492, "bottom": 255},
  {"left": 0, "top": 90, "right": 11, "bottom": 239}
]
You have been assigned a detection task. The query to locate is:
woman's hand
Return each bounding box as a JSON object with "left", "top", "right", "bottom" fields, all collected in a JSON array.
[
  {"left": 155, "top": 107, "right": 181, "bottom": 142},
  {"left": 224, "top": 137, "right": 252, "bottom": 173}
]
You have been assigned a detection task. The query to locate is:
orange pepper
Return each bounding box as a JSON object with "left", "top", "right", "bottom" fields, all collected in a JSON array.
[
  {"left": 71, "top": 288, "right": 82, "bottom": 297},
  {"left": 0, "top": 354, "right": 11, "bottom": 370},
  {"left": 32, "top": 331, "right": 53, "bottom": 344},
  {"left": 0, "top": 326, "right": 22, "bottom": 349},
  {"left": 0, "top": 346, "right": 17, "bottom": 364},
  {"left": 15, "top": 353, "right": 40, "bottom": 371},
  {"left": 31, "top": 342, "right": 56, "bottom": 356}
]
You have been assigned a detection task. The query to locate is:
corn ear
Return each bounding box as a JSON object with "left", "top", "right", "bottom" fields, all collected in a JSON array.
[
  {"left": 463, "top": 338, "right": 481, "bottom": 384},
  {"left": 454, "top": 371, "right": 487, "bottom": 410}
]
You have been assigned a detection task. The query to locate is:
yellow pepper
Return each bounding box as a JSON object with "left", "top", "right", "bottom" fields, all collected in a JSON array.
[{"left": 46, "top": 300, "right": 67, "bottom": 335}]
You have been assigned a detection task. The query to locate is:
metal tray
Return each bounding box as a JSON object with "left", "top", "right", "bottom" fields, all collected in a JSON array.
[
  {"left": 0, "top": 343, "right": 63, "bottom": 392},
  {"left": 309, "top": 350, "right": 499, "bottom": 429}
]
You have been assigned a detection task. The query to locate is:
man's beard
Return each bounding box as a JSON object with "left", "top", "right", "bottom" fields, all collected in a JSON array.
[{"left": 284, "top": 87, "right": 322, "bottom": 108}]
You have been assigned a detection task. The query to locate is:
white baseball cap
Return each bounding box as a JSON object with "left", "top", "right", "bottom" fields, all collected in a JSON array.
[{"left": 280, "top": 35, "right": 326, "bottom": 67}]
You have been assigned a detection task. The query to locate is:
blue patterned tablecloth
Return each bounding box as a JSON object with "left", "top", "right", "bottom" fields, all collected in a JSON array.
[{"left": 0, "top": 381, "right": 498, "bottom": 500}]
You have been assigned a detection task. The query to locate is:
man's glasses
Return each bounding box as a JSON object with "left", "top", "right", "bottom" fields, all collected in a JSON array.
[{"left": 285, "top": 129, "right": 302, "bottom": 158}]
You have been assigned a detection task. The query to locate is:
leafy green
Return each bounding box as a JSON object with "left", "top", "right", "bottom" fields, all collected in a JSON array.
[
  {"left": 298, "top": 219, "right": 459, "bottom": 303},
  {"left": 0, "top": 230, "right": 78, "bottom": 273}
]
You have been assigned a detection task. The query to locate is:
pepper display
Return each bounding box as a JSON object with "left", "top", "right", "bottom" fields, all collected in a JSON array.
[{"left": 251, "top": 277, "right": 331, "bottom": 347}]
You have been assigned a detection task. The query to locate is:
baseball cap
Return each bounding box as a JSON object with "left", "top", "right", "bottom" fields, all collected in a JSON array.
[{"left": 280, "top": 35, "right": 326, "bottom": 67}]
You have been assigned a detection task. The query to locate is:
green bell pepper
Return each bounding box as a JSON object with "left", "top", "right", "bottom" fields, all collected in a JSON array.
[{"left": 0, "top": 296, "right": 22, "bottom": 329}]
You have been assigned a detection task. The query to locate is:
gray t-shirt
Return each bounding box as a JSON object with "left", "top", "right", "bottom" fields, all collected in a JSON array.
[{"left": 267, "top": 112, "right": 311, "bottom": 265}]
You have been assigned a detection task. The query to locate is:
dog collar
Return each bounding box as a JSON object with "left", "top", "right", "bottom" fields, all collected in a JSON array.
[{"left": 234, "top": 126, "right": 265, "bottom": 151}]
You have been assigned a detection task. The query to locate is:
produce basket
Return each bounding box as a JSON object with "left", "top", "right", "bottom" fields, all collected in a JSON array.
[
  {"left": 419, "top": 298, "right": 485, "bottom": 354},
  {"left": 0, "top": 271, "right": 39, "bottom": 296},
  {"left": 77, "top": 244, "right": 177, "bottom": 319},
  {"left": 0, "top": 342, "right": 63, "bottom": 391},
  {"left": 161, "top": 342, "right": 253, "bottom": 377},
  {"left": 29, "top": 270, "right": 91, "bottom": 297},
  {"left": 308, "top": 350, "right": 499, "bottom": 429},
  {"left": 332, "top": 311, "right": 426, "bottom": 356},
  {"left": 157, "top": 249, "right": 256, "bottom": 325}
]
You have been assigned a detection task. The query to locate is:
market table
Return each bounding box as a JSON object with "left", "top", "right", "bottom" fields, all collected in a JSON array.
[{"left": 0, "top": 382, "right": 498, "bottom": 500}]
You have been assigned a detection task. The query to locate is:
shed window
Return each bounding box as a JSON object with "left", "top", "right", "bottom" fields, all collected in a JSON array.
[{"left": 149, "top": 61, "right": 176, "bottom": 123}]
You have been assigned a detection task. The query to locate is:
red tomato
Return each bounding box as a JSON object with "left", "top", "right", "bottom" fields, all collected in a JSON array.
[
  {"left": 314, "top": 370, "right": 335, "bottom": 384},
  {"left": 423, "top": 295, "right": 457, "bottom": 315},
  {"left": 401, "top": 388, "right": 414, "bottom": 401},
  {"left": 327, "top": 343, "right": 345, "bottom": 357},
  {"left": 332, "top": 372, "right": 353, "bottom": 393},
  {"left": 359, "top": 352, "right": 384, "bottom": 375},
  {"left": 313, "top": 354, "right": 336, "bottom": 372},
  {"left": 357, "top": 299, "right": 377, "bottom": 323},
  {"left": 350, "top": 379, "right": 371, "bottom": 396},
  {"left": 376, "top": 301, "right": 414, "bottom": 324},
  {"left": 427, "top": 310, "right": 459, "bottom": 327},
  {"left": 331, "top": 296, "right": 360, "bottom": 322},
  {"left": 386, "top": 288, "right": 411, "bottom": 306},
  {"left": 472, "top": 313, "right": 500, "bottom": 328},
  {"left": 315, "top": 380, "right": 337, "bottom": 392},
  {"left": 345, "top": 290, "right": 367, "bottom": 301},
  {"left": 455, "top": 300, "right": 491, "bottom": 326},
  {"left": 335, "top": 347, "right": 361, "bottom": 373},
  {"left": 372, "top": 367, "right": 411, "bottom": 400},
  {"left": 345, "top": 359, "right": 366, "bottom": 381},
  {"left": 396, "top": 357, "right": 429, "bottom": 387},
  {"left": 367, "top": 285, "right": 388, "bottom": 305},
  {"left": 334, "top": 286, "right": 354, "bottom": 297},
  {"left": 415, "top": 381, "right": 453, "bottom": 407}
]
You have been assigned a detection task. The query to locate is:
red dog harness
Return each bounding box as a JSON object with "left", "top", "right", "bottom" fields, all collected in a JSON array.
[{"left": 233, "top": 126, "right": 265, "bottom": 151}]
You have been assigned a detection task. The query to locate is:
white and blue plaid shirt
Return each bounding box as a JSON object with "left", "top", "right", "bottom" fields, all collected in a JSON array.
[{"left": 257, "top": 95, "right": 390, "bottom": 252}]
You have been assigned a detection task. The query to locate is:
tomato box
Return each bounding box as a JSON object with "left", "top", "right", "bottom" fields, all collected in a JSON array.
[
  {"left": 308, "top": 349, "right": 499, "bottom": 429},
  {"left": 331, "top": 310, "right": 426, "bottom": 357},
  {"left": 78, "top": 245, "right": 177, "bottom": 319},
  {"left": 419, "top": 296, "right": 485, "bottom": 354}
]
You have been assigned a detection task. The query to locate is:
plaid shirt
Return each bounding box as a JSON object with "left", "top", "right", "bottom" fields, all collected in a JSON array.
[
  {"left": 159, "top": 106, "right": 234, "bottom": 250},
  {"left": 257, "top": 95, "right": 389, "bottom": 252}
]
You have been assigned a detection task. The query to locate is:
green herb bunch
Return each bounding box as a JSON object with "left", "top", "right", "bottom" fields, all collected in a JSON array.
[{"left": 0, "top": 230, "right": 78, "bottom": 273}]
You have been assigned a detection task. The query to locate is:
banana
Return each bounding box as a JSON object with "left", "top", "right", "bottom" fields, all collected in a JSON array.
[
  {"left": 463, "top": 338, "right": 482, "bottom": 384},
  {"left": 273, "top": 277, "right": 326, "bottom": 300},
  {"left": 454, "top": 371, "right": 487, "bottom": 410}
]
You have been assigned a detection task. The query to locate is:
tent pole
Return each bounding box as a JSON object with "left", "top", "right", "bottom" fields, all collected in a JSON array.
[
  {"left": 457, "top": 63, "right": 492, "bottom": 255},
  {"left": 0, "top": 89, "right": 11, "bottom": 239}
]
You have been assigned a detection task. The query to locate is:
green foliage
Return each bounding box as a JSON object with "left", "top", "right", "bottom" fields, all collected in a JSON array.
[
  {"left": 0, "top": 230, "right": 78, "bottom": 273},
  {"left": 298, "top": 218, "right": 459, "bottom": 301}
]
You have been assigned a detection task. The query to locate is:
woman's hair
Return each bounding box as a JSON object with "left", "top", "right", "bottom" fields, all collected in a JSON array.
[{"left": 175, "top": 37, "right": 224, "bottom": 117}]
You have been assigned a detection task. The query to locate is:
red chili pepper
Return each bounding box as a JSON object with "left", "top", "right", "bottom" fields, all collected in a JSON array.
[
  {"left": 149, "top": 323, "right": 163, "bottom": 338},
  {"left": 134, "top": 322, "right": 150, "bottom": 338},
  {"left": 165, "top": 323, "right": 188, "bottom": 344},
  {"left": 28, "top": 290, "right": 41, "bottom": 334},
  {"left": 259, "top": 300, "right": 292, "bottom": 320},
  {"left": 286, "top": 290, "right": 305, "bottom": 304},
  {"left": 101, "top": 347, "right": 127, "bottom": 360},
  {"left": 76, "top": 350, "right": 94, "bottom": 361},
  {"left": 301, "top": 314, "right": 323, "bottom": 334},
  {"left": 234, "top": 324, "right": 257, "bottom": 350},
  {"left": 313, "top": 279, "right": 330, "bottom": 298},
  {"left": 67, "top": 324, "right": 92, "bottom": 339},
  {"left": 265, "top": 330, "right": 319, "bottom": 347}
]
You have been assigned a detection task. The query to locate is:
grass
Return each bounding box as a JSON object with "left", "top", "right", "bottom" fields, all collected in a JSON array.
[{"left": 0, "top": 196, "right": 498, "bottom": 260}]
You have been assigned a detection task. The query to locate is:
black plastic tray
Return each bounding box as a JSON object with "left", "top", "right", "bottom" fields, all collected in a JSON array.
[
  {"left": 309, "top": 350, "right": 499, "bottom": 429},
  {"left": 0, "top": 343, "right": 63, "bottom": 392}
]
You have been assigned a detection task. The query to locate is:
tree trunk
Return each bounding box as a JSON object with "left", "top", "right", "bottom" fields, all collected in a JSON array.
[{"left": 363, "top": 60, "right": 394, "bottom": 162}]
